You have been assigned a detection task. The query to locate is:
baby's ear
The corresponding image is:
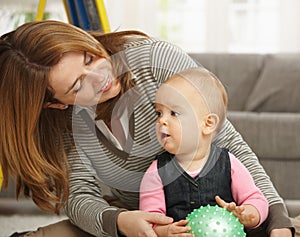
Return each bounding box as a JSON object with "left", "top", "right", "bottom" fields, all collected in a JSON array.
[{"left": 203, "top": 113, "right": 219, "bottom": 135}]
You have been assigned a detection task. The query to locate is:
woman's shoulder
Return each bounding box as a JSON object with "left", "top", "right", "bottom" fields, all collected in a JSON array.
[{"left": 123, "top": 37, "right": 177, "bottom": 51}]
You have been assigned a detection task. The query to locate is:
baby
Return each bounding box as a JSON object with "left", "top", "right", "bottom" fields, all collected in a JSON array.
[{"left": 140, "top": 67, "right": 269, "bottom": 236}]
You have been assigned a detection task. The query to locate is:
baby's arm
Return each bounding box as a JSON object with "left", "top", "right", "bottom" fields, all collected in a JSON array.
[
  {"left": 139, "top": 160, "right": 166, "bottom": 214},
  {"left": 218, "top": 153, "right": 269, "bottom": 228},
  {"left": 215, "top": 195, "right": 259, "bottom": 227},
  {"left": 140, "top": 160, "right": 194, "bottom": 236},
  {"left": 230, "top": 153, "right": 269, "bottom": 224}
]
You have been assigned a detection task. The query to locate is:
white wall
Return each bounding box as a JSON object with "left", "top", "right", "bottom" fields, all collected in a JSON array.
[{"left": 1, "top": 0, "right": 300, "bottom": 53}]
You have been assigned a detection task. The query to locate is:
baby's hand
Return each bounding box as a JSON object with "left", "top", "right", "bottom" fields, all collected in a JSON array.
[
  {"left": 154, "top": 219, "right": 194, "bottom": 237},
  {"left": 215, "top": 195, "right": 259, "bottom": 228},
  {"left": 168, "top": 220, "right": 194, "bottom": 236}
]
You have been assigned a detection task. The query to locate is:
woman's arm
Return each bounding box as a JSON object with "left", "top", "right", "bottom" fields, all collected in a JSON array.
[
  {"left": 213, "top": 119, "right": 294, "bottom": 235},
  {"left": 268, "top": 204, "right": 295, "bottom": 237},
  {"left": 65, "top": 144, "right": 173, "bottom": 237},
  {"left": 64, "top": 144, "right": 122, "bottom": 236},
  {"left": 150, "top": 40, "right": 199, "bottom": 85}
]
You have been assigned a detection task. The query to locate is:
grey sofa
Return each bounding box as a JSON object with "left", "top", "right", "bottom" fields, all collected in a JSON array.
[{"left": 189, "top": 53, "right": 300, "bottom": 217}]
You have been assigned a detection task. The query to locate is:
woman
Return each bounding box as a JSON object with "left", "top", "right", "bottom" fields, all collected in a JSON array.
[{"left": 0, "top": 20, "right": 294, "bottom": 237}]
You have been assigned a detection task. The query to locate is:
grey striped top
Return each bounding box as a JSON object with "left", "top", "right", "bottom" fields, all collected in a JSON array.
[{"left": 64, "top": 38, "right": 283, "bottom": 236}]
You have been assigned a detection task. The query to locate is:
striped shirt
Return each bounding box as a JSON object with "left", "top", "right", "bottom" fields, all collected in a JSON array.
[{"left": 64, "top": 38, "right": 284, "bottom": 236}]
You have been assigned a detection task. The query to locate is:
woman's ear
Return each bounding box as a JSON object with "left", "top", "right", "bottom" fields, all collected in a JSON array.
[
  {"left": 43, "top": 102, "right": 69, "bottom": 110},
  {"left": 202, "top": 113, "right": 219, "bottom": 135}
]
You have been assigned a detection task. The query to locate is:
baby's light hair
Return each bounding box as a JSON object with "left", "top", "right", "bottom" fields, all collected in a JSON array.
[{"left": 166, "top": 67, "right": 228, "bottom": 132}]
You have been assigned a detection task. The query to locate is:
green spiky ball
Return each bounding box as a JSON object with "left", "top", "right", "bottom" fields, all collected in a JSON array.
[{"left": 186, "top": 205, "right": 246, "bottom": 237}]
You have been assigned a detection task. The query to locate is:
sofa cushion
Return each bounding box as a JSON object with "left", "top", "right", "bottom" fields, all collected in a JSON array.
[
  {"left": 228, "top": 111, "right": 300, "bottom": 200},
  {"left": 228, "top": 111, "right": 300, "bottom": 159},
  {"left": 285, "top": 200, "right": 300, "bottom": 218},
  {"left": 260, "top": 158, "right": 300, "bottom": 200},
  {"left": 245, "top": 54, "right": 300, "bottom": 112},
  {"left": 189, "top": 53, "right": 264, "bottom": 111}
]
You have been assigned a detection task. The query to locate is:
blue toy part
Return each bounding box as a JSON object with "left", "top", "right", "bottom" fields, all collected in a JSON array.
[{"left": 186, "top": 205, "right": 246, "bottom": 237}]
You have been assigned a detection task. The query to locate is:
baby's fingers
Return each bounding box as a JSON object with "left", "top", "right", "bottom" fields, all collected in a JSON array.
[
  {"left": 175, "top": 220, "right": 189, "bottom": 226},
  {"left": 234, "top": 205, "right": 245, "bottom": 214},
  {"left": 215, "top": 196, "right": 238, "bottom": 212},
  {"left": 169, "top": 221, "right": 192, "bottom": 235},
  {"left": 226, "top": 202, "right": 237, "bottom": 212},
  {"left": 215, "top": 195, "right": 227, "bottom": 208},
  {"left": 238, "top": 214, "right": 256, "bottom": 227}
]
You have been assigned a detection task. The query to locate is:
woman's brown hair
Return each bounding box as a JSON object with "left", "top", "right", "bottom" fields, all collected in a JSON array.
[{"left": 0, "top": 20, "right": 148, "bottom": 213}]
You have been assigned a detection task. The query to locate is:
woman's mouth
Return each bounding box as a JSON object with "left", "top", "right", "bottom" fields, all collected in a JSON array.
[{"left": 97, "top": 76, "right": 112, "bottom": 94}]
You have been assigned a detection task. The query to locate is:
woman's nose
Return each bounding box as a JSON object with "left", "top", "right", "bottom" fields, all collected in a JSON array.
[
  {"left": 84, "top": 71, "right": 99, "bottom": 85},
  {"left": 84, "top": 69, "right": 105, "bottom": 86}
]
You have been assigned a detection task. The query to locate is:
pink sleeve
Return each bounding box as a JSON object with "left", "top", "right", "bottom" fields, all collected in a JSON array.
[
  {"left": 139, "top": 160, "right": 166, "bottom": 215},
  {"left": 230, "top": 153, "right": 269, "bottom": 226}
]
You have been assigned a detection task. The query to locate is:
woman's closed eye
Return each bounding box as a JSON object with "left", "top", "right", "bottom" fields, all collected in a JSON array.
[
  {"left": 73, "top": 76, "right": 85, "bottom": 93},
  {"left": 84, "top": 52, "right": 94, "bottom": 65}
]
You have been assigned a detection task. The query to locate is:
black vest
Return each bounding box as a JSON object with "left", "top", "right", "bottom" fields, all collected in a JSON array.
[{"left": 157, "top": 144, "right": 234, "bottom": 221}]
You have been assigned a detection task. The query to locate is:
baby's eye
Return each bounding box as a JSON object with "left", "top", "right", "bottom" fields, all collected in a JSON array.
[
  {"left": 171, "top": 111, "right": 180, "bottom": 117},
  {"left": 85, "top": 52, "right": 94, "bottom": 65},
  {"left": 155, "top": 111, "right": 162, "bottom": 117}
]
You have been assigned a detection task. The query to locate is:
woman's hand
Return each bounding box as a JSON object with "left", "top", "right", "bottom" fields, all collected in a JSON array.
[
  {"left": 117, "top": 210, "right": 173, "bottom": 237},
  {"left": 270, "top": 228, "right": 292, "bottom": 237}
]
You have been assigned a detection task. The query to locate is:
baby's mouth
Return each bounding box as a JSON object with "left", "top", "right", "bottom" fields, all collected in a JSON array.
[{"left": 161, "top": 132, "right": 170, "bottom": 141}]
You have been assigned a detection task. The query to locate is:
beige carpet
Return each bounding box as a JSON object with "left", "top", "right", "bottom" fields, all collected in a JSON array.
[
  {"left": 1, "top": 198, "right": 300, "bottom": 236},
  {"left": 0, "top": 199, "right": 67, "bottom": 237},
  {"left": 0, "top": 214, "right": 67, "bottom": 237}
]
